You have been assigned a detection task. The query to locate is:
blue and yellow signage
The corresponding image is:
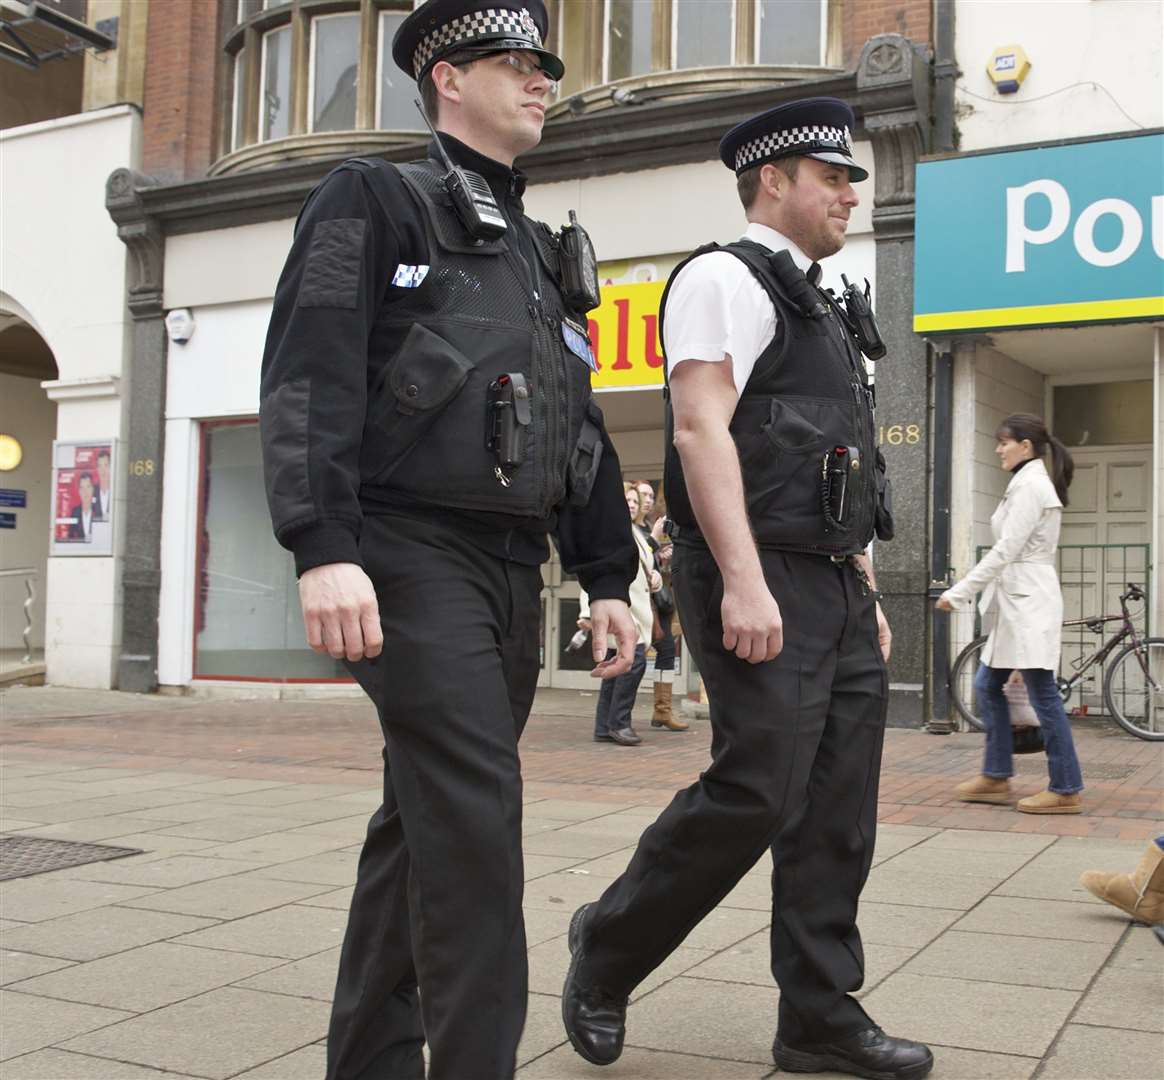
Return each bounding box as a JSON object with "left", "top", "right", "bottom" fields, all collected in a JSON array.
[{"left": 914, "top": 133, "right": 1164, "bottom": 333}]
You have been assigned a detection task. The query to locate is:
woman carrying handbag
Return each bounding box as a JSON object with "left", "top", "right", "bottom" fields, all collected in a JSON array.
[{"left": 937, "top": 413, "right": 1085, "bottom": 814}]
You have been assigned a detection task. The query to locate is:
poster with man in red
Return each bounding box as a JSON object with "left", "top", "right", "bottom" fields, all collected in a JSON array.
[{"left": 51, "top": 441, "right": 115, "bottom": 556}]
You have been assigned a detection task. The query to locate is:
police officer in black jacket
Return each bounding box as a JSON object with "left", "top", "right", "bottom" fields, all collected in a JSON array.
[
  {"left": 259, "top": 3, "right": 638, "bottom": 1077},
  {"left": 562, "top": 100, "right": 934, "bottom": 1080}
]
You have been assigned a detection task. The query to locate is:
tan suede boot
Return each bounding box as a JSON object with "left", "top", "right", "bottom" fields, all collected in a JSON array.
[
  {"left": 1080, "top": 842, "right": 1164, "bottom": 923},
  {"left": 649, "top": 683, "right": 688, "bottom": 731},
  {"left": 1017, "top": 790, "right": 1082, "bottom": 815},
  {"left": 955, "top": 775, "right": 1011, "bottom": 804}
]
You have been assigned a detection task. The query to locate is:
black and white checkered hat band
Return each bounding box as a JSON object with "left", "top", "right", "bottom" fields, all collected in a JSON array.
[
  {"left": 413, "top": 7, "right": 543, "bottom": 76},
  {"left": 734, "top": 125, "right": 852, "bottom": 172}
]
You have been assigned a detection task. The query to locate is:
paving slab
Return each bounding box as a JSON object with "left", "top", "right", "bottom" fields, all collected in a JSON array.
[
  {"left": 62, "top": 853, "right": 263, "bottom": 888},
  {"left": 914, "top": 1045, "right": 1038, "bottom": 1079},
  {"left": 60, "top": 986, "right": 330, "bottom": 1080},
  {"left": 522, "top": 906, "right": 574, "bottom": 949},
  {"left": 8, "top": 940, "right": 282, "bottom": 1012},
  {"left": 0, "top": 905, "right": 217, "bottom": 962},
  {"left": 993, "top": 838, "right": 1148, "bottom": 905},
  {"left": 904, "top": 930, "right": 1115, "bottom": 990},
  {"left": 522, "top": 869, "right": 617, "bottom": 913},
  {"left": 519, "top": 1044, "right": 772, "bottom": 1078},
  {"left": 879, "top": 845, "right": 1037, "bottom": 880},
  {"left": 517, "top": 991, "right": 572, "bottom": 1067},
  {"left": 172, "top": 903, "right": 347, "bottom": 959},
  {"left": 522, "top": 827, "right": 637, "bottom": 860},
  {"left": 914, "top": 829, "right": 1055, "bottom": 854},
  {"left": 0, "top": 1047, "right": 202, "bottom": 1079},
  {"left": 524, "top": 853, "right": 587, "bottom": 880},
  {"left": 0, "top": 950, "right": 74, "bottom": 986},
  {"left": 151, "top": 813, "right": 309, "bottom": 843},
  {"left": 281, "top": 813, "right": 370, "bottom": 838},
  {"left": 860, "top": 972, "right": 1079, "bottom": 1056},
  {"left": 856, "top": 902, "right": 963, "bottom": 949},
  {"left": 951, "top": 896, "right": 1128, "bottom": 944},
  {"left": 17, "top": 816, "right": 179, "bottom": 844},
  {"left": 0, "top": 878, "right": 158, "bottom": 924},
  {"left": 249, "top": 849, "right": 359, "bottom": 886},
  {"left": 522, "top": 799, "right": 638, "bottom": 822},
  {"left": 1037, "top": 1023, "right": 1164, "bottom": 1079},
  {"left": 860, "top": 865, "right": 1004, "bottom": 909},
  {"left": 621, "top": 976, "right": 778, "bottom": 1063},
  {"left": 235, "top": 946, "right": 340, "bottom": 1002},
  {"left": 233, "top": 1042, "right": 329, "bottom": 1079},
  {"left": 0, "top": 990, "right": 131, "bottom": 1061},
  {"left": 118, "top": 872, "right": 333, "bottom": 920},
  {"left": 1072, "top": 952, "right": 1164, "bottom": 1032},
  {"left": 296, "top": 886, "right": 353, "bottom": 911},
  {"left": 1106, "top": 923, "right": 1162, "bottom": 969}
]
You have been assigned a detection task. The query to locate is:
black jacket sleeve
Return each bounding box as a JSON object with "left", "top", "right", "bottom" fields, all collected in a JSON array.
[
  {"left": 555, "top": 413, "right": 637, "bottom": 604},
  {"left": 259, "top": 166, "right": 399, "bottom": 577}
]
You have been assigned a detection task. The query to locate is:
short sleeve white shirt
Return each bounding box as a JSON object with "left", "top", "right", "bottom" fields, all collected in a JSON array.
[{"left": 663, "top": 223, "right": 816, "bottom": 396}]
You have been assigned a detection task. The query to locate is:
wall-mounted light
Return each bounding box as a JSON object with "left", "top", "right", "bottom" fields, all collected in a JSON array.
[
  {"left": 987, "top": 45, "right": 1031, "bottom": 95},
  {"left": 0, "top": 433, "right": 23, "bottom": 471}
]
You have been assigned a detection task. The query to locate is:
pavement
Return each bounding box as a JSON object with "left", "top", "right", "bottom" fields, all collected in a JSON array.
[{"left": 0, "top": 685, "right": 1161, "bottom": 1080}]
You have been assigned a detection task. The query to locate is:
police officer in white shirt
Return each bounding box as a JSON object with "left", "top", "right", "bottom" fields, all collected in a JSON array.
[{"left": 562, "top": 98, "right": 932, "bottom": 1080}]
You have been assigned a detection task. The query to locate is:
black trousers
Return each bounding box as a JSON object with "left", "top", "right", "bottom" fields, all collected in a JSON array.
[
  {"left": 576, "top": 545, "right": 888, "bottom": 1044},
  {"left": 327, "top": 513, "right": 542, "bottom": 1080}
]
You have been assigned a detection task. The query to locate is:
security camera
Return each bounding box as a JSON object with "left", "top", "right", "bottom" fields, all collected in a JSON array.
[{"left": 165, "top": 309, "right": 195, "bottom": 345}]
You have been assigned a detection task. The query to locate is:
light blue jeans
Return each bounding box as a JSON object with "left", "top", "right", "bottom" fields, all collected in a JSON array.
[{"left": 974, "top": 664, "right": 1084, "bottom": 795}]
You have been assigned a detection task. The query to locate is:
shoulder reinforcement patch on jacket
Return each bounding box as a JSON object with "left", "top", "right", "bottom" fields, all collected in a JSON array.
[{"left": 298, "top": 218, "right": 366, "bottom": 309}]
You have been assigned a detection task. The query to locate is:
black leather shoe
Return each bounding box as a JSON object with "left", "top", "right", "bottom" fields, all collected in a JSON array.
[
  {"left": 772, "top": 1027, "right": 934, "bottom": 1080},
  {"left": 608, "top": 727, "right": 642, "bottom": 746},
  {"left": 593, "top": 733, "right": 614, "bottom": 742},
  {"left": 561, "top": 903, "right": 628, "bottom": 1066}
]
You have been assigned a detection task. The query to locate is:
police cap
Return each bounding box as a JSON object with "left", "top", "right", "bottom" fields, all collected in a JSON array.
[
  {"left": 719, "top": 97, "right": 868, "bottom": 182},
  {"left": 393, "top": 0, "right": 564, "bottom": 84}
]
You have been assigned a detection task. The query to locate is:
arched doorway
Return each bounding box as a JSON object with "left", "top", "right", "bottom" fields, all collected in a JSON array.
[{"left": 0, "top": 309, "right": 58, "bottom": 682}]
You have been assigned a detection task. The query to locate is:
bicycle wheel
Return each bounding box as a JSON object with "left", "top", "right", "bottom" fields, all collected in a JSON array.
[
  {"left": 1103, "top": 638, "right": 1164, "bottom": 741},
  {"left": 949, "top": 636, "right": 989, "bottom": 731}
]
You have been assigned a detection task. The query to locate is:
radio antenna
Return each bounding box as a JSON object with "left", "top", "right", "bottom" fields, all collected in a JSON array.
[{"left": 414, "top": 99, "right": 456, "bottom": 172}]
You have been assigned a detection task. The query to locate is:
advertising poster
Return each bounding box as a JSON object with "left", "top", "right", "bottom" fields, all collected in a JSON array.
[{"left": 51, "top": 440, "right": 116, "bottom": 557}]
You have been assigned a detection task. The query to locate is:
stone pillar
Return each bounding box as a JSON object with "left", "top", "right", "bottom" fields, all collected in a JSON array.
[
  {"left": 857, "top": 34, "right": 932, "bottom": 726},
  {"left": 106, "top": 168, "right": 166, "bottom": 693}
]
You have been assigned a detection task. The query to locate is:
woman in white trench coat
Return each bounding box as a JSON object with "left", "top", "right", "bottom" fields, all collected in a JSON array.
[{"left": 937, "top": 413, "right": 1085, "bottom": 814}]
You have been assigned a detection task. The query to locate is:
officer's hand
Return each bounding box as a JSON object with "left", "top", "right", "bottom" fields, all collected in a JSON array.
[
  {"left": 721, "top": 583, "right": 783, "bottom": 663},
  {"left": 589, "top": 598, "right": 636, "bottom": 679},
  {"left": 875, "top": 602, "right": 892, "bottom": 663},
  {"left": 298, "top": 562, "right": 383, "bottom": 662}
]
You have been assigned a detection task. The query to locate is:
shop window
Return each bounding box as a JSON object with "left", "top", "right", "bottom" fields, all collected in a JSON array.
[
  {"left": 236, "top": 0, "right": 261, "bottom": 21},
  {"left": 194, "top": 422, "right": 348, "bottom": 682},
  {"left": 1052, "top": 381, "right": 1153, "bottom": 447},
  {"left": 310, "top": 13, "right": 360, "bottom": 133},
  {"left": 378, "top": 8, "right": 421, "bottom": 130},
  {"left": 229, "top": 48, "right": 245, "bottom": 151},
  {"left": 260, "top": 25, "right": 292, "bottom": 141},
  {"left": 606, "top": 0, "right": 655, "bottom": 81},
  {"left": 673, "top": 0, "right": 733, "bottom": 69},
  {"left": 755, "top": 0, "right": 825, "bottom": 65}
]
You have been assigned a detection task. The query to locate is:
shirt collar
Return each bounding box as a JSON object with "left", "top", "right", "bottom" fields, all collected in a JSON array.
[
  {"left": 427, "top": 133, "right": 527, "bottom": 201},
  {"left": 742, "top": 223, "right": 817, "bottom": 279}
]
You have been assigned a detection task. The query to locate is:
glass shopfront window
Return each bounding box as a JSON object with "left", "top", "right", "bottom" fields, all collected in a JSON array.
[
  {"left": 311, "top": 13, "right": 360, "bottom": 132},
  {"left": 674, "top": 0, "right": 733, "bottom": 69},
  {"left": 756, "top": 0, "right": 823, "bottom": 65},
  {"left": 261, "top": 25, "right": 292, "bottom": 141},
  {"left": 194, "top": 422, "right": 347, "bottom": 681},
  {"left": 606, "top": 0, "right": 654, "bottom": 81}
]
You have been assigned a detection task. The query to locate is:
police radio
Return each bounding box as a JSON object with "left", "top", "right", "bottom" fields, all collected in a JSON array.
[
  {"left": 839, "top": 274, "right": 886, "bottom": 361},
  {"left": 414, "top": 99, "right": 507, "bottom": 243},
  {"left": 558, "top": 210, "right": 601, "bottom": 312}
]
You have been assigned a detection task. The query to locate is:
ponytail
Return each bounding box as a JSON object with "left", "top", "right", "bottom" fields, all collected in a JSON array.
[
  {"left": 996, "top": 412, "right": 1074, "bottom": 506},
  {"left": 1047, "top": 434, "right": 1074, "bottom": 507}
]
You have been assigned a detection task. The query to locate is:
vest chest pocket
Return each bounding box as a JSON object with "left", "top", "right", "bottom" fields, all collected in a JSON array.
[
  {"left": 761, "top": 399, "right": 827, "bottom": 453},
  {"left": 364, "top": 323, "right": 474, "bottom": 484}
]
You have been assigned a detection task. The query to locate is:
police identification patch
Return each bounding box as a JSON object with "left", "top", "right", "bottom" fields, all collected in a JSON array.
[
  {"left": 561, "top": 317, "right": 597, "bottom": 373},
  {"left": 392, "top": 264, "right": 429, "bottom": 288}
]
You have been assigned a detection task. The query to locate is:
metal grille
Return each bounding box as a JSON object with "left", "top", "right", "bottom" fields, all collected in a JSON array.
[{"left": 0, "top": 835, "right": 143, "bottom": 881}]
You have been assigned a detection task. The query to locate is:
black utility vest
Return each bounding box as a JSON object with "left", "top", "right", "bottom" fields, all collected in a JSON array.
[
  {"left": 663, "top": 239, "right": 880, "bottom": 556},
  {"left": 350, "top": 158, "right": 598, "bottom": 518}
]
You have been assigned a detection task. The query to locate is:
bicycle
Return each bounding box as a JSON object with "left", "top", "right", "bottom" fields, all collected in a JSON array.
[{"left": 949, "top": 583, "right": 1164, "bottom": 742}]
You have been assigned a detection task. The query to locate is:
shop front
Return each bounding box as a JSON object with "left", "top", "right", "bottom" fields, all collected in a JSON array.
[{"left": 915, "top": 130, "right": 1164, "bottom": 712}]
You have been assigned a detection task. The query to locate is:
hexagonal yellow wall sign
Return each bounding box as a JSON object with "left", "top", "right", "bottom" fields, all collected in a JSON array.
[{"left": 987, "top": 44, "right": 1031, "bottom": 94}]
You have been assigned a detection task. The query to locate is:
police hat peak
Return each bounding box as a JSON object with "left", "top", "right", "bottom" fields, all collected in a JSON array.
[
  {"left": 393, "top": 0, "right": 564, "bottom": 84},
  {"left": 719, "top": 97, "right": 868, "bottom": 183}
]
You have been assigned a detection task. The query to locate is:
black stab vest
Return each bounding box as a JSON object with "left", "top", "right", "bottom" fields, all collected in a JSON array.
[
  {"left": 662, "top": 239, "right": 880, "bottom": 556},
  {"left": 347, "top": 158, "right": 596, "bottom": 518}
]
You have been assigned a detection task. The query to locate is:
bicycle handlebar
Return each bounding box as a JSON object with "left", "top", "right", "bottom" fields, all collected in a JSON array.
[{"left": 1124, "top": 583, "right": 1145, "bottom": 603}]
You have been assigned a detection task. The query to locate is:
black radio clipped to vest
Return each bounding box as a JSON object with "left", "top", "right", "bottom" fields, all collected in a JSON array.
[
  {"left": 839, "top": 275, "right": 886, "bottom": 361},
  {"left": 558, "top": 210, "right": 601, "bottom": 312},
  {"left": 415, "top": 100, "right": 507, "bottom": 243}
]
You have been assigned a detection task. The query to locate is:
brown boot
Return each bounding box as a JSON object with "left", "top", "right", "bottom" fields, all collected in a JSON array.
[
  {"left": 650, "top": 683, "right": 688, "bottom": 731},
  {"left": 955, "top": 775, "right": 1011, "bottom": 804},
  {"left": 1017, "top": 790, "right": 1082, "bottom": 815},
  {"left": 1080, "top": 842, "right": 1164, "bottom": 923}
]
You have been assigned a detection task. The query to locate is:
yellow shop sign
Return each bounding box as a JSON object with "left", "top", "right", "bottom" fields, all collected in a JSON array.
[{"left": 586, "top": 281, "right": 667, "bottom": 392}]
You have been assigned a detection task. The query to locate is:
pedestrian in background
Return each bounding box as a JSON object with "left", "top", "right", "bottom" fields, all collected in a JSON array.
[
  {"left": 938, "top": 412, "right": 1085, "bottom": 815},
  {"left": 579, "top": 483, "right": 661, "bottom": 746}
]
